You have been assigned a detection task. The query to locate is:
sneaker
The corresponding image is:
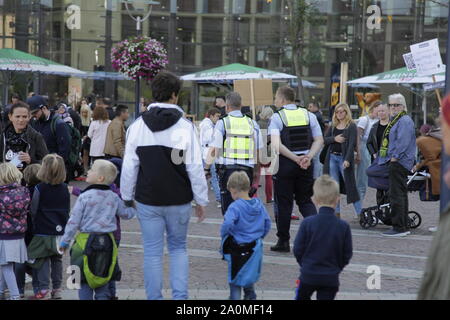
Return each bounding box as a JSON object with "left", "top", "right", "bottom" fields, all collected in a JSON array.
[
  {"left": 429, "top": 226, "right": 438, "bottom": 232},
  {"left": 354, "top": 212, "right": 359, "bottom": 220},
  {"left": 51, "top": 289, "right": 62, "bottom": 300},
  {"left": 8, "top": 296, "right": 21, "bottom": 300},
  {"left": 381, "top": 229, "right": 411, "bottom": 237},
  {"left": 291, "top": 215, "right": 299, "bottom": 220},
  {"left": 0, "top": 292, "right": 6, "bottom": 300},
  {"left": 29, "top": 290, "right": 50, "bottom": 300},
  {"left": 216, "top": 201, "right": 221, "bottom": 208},
  {"left": 191, "top": 201, "right": 197, "bottom": 207}
]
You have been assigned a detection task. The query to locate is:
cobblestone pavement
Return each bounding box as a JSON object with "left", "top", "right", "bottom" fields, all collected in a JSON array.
[{"left": 32, "top": 179, "right": 439, "bottom": 300}]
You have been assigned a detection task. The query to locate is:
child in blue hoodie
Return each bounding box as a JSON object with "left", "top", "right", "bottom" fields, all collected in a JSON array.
[
  {"left": 221, "top": 171, "right": 271, "bottom": 300},
  {"left": 293, "top": 175, "right": 353, "bottom": 300}
]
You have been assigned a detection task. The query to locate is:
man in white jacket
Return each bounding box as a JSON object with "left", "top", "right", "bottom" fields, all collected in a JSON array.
[
  {"left": 199, "top": 108, "right": 222, "bottom": 207},
  {"left": 121, "top": 72, "right": 208, "bottom": 300}
]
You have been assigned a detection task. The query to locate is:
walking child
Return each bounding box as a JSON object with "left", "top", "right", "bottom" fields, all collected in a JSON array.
[
  {"left": 60, "top": 159, "right": 136, "bottom": 300},
  {"left": 27, "top": 154, "right": 69, "bottom": 300},
  {"left": 14, "top": 163, "right": 41, "bottom": 297},
  {"left": 293, "top": 175, "right": 353, "bottom": 300},
  {"left": 220, "top": 171, "right": 271, "bottom": 300},
  {"left": 0, "top": 163, "right": 30, "bottom": 300}
]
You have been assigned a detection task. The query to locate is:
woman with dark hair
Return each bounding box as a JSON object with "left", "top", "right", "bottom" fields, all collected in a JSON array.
[
  {"left": 87, "top": 106, "right": 111, "bottom": 162},
  {"left": 0, "top": 102, "right": 48, "bottom": 169}
]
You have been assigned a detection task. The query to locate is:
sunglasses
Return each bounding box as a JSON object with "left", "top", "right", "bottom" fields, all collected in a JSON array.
[
  {"left": 336, "top": 110, "right": 347, "bottom": 114},
  {"left": 388, "top": 104, "right": 403, "bottom": 107}
]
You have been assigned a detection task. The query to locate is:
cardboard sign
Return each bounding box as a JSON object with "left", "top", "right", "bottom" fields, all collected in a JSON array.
[
  {"left": 233, "top": 79, "right": 274, "bottom": 107},
  {"left": 410, "top": 39, "right": 444, "bottom": 76}
]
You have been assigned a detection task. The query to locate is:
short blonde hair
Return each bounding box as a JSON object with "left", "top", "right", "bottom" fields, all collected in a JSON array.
[
  {"left": 227, "top": 171, "right": 250, "bottom": 193},
  {"left": 0, "top": 162, "right": 23, "bottom": 185},
  {"left": 332, "top": 103, "right": 353, "bottom": 128},
  {"left": 23, "top": 164, "right": 42, "bottom": 186},
  {"left": 312, "top": 175, "right": 340, "bottom": 206},
  {"left": 37, "top": 154, "right": 66, "bottom": 185},
  {"left": 91, "top": 160, "right": 117, "bottom": 186}
]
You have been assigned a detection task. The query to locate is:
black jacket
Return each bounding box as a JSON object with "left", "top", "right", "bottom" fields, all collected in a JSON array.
[
  {"left": 68, "top": 108, "right": 82, "bottom": 132},
  {"left": 0, "top": 123, "right": 49, "bottom": 165},
  {"left": 366, "top": 120, "right": 387, "bottom": 160}
]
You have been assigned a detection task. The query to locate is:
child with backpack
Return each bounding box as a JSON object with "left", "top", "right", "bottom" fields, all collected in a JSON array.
[
  {"left": 293, "top": 175, "right": 353, "bottom": 300},
  {"left": 220, "top": 171, "right": 271, "bottom": 300},
  {"left": 60, "top": 159, "right": 136, "bottom": 300},
  {"left": 27, "top": 154, "right": 70, "bottom": 300},
  {"left": 0, "top": 163, "right": 30, "bottom": 300}
]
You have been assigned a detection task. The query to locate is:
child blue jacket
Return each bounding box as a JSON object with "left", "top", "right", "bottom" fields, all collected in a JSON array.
[
  {"left": 293, "top": 206, "right": 353, "bottom": 287},
  {"left": 221, "top": 198, "right": 271, "bottom": 244}
]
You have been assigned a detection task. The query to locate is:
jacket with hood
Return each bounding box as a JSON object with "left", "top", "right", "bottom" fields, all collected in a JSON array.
[
  {"left": 1, "top": 123, "right": 48, "bottom": 166},
  {"left": 221, "top": 198, "right": 271, "bottom": 244},
  {"left": 31, "top": 111, "right": 71, "bottom": 162},
  {"left": 120, "top": 103, "right": 208, "bottom": 207}
]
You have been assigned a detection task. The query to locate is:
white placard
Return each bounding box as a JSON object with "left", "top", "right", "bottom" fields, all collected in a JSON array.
[
  {"left": 410, "top": 39, "right": 444, "bottom": 76},
  {"left": 402, "top": 53, "right": 416, "bottom": 71}
]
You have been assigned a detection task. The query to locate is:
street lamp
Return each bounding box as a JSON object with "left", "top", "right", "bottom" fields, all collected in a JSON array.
[{"left": 122, "top": 0, "right": 160, "bottom": 118}]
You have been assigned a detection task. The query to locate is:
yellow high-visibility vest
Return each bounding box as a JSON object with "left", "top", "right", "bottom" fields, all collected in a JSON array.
[
  {"left": 278, "top": 108, "right": 310, "bottom": 127},
  {"left": 222, "top": 115, "right": 255, "bottom": 160}
]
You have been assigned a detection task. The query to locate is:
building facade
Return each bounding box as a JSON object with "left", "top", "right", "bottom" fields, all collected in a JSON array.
[{"left": 0, "top": 0, "right": 447, "bottom": 120}]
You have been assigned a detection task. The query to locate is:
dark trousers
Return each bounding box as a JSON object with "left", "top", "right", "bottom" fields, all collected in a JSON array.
[
  {"left": 273, "top": 157, "right": 317, "bottom": 241},
  {"left": 389, "top": 162, "right": 410, "bottom": 232},
  {"left": 217, "top": 165, "right": 254, "bottom": 216},
  {"left": 296, "top": 282, "right": 338, "bottom": 300}
]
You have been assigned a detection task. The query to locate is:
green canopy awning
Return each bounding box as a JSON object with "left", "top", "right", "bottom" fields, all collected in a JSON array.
[
  {"left": 180, "top": 63, "right": 316, "bottom": 88},
  {"left": 0, "top": 48, "right": 85, "bottom": 76},
  {"left": 347, "top": 66, "right": 445, "bottom": 84}
]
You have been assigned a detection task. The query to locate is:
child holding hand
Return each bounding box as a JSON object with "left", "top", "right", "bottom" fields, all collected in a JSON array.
[{"left": 60, "top": 160, "right": 136, "bottom": 300}]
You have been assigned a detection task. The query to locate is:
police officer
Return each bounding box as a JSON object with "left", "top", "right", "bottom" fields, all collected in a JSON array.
[
  {"left": 205, "top": 92, "right": 263, "bottom": 215},
  {"left": 269, "top": 86, "right": 324, "bottom": 252}
]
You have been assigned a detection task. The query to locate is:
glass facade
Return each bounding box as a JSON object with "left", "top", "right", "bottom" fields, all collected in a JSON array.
[{"left": 0, "top": 0, "right": 447, "bottom": 121}]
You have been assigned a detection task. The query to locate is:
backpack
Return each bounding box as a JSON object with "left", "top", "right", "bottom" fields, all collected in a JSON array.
[{"left": 50, "top": 116, "right": 81, "bottom": 167}]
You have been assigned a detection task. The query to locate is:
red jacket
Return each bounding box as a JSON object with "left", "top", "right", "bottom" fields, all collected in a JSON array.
[{"left": 0, "top": 183, "right": 30, "bottom": 240}]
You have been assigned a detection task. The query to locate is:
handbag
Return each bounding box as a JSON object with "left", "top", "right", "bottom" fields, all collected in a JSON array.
[{"left": 319, "top": 144, "right": 329, "bottom": 164}]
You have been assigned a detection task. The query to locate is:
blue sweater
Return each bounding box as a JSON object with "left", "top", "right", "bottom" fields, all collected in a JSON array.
[
  {"left": 221, "top": 198, "right": 271, "bottom": 244},
  {"left": 293, "top": 206, "right": 353, "bottom": 287},
  {"left": 378, "top": 114, "right": 416, "bottom": 171}
]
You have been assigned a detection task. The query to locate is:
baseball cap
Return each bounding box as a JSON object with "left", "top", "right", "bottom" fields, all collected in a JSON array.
[{"left": 27, "top": 95, "right": 48, "bottom": 113}]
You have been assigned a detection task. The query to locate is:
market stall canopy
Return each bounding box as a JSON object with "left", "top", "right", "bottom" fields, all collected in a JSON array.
[
  {"left": 181, "top": 63, "right": 316, "bottom": 88},
  {"left": 347, "top": 66, "right": 445, "bottom": 84},
  {"left": 77, "top": 71, "right": 131, "bottom": 80},
  {"left": 0, "top": 48, "right": 86, "bottom": 76}
]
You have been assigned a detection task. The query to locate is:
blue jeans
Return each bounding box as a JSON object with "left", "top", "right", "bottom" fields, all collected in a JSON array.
[
  {"left": 210, "top": 162, "right": 221, "bottom": 201},
  {"left": 356, "top": 141, "right": 371, "bottom": 205},
  {"left": 136, "top": 201, "right": 191, "bottom": 300},
  {"left": 78, "top": 283, "right": 110, "bottom": 300},
  {"left": 229, "top": 284, "right": 256, "bottom": 300},
  {"left": 329, "top": 153, "right": 362, "bottom": 215}
]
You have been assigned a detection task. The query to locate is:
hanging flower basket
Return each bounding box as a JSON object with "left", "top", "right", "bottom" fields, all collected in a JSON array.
[{"left": 111, "top": 36, "right": 168, "bottom": 82}]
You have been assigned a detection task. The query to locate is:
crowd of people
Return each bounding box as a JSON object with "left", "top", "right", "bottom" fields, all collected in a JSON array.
[{"left": 0, "top": 71, "right": 444, "bottom": 300}]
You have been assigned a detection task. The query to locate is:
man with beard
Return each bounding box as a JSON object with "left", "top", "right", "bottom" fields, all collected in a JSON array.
[{"left": 27, "top": 95, "right": 71, "bottom": 164}]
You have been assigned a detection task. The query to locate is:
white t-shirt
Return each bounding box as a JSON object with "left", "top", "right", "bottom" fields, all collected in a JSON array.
[
  {"left": 87, "top": 120, "right": 111, "bottom": 157},
  {"left": 357, "top": 115, "right": 378, "bottom": 141}
]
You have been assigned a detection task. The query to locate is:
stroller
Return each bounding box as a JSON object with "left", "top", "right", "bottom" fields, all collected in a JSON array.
[{"left": 359, "top": 169, "right": 427, "bottom": 230}]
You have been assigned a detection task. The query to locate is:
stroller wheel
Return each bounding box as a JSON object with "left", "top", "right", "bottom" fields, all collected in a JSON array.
[
  {"left": 359, "top": 209, "right": 373, "bottom": 229},
  {"left": 407, "top": 211, "right": 422, "bottom": 229}
]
